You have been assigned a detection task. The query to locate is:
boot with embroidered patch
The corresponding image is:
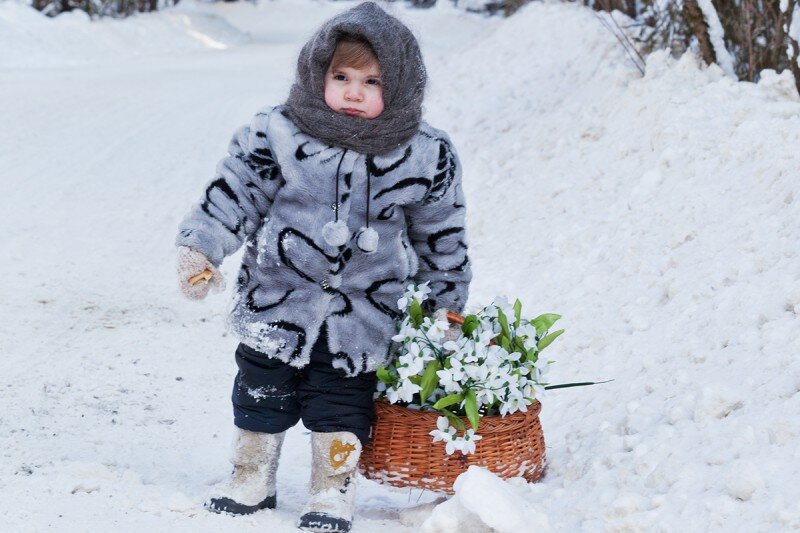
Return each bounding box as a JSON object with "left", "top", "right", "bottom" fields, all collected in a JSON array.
[
  {"left": 205, "top": 428, "right": 285, "bottom": 515},
  {"left": 297, "top": 431, "right": 361, "bottom": 532}
]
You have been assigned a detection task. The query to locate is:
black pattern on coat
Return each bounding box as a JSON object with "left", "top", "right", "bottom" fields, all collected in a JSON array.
[
  {"left": 424, "top": 138, "right": 457, "bottom": 204},
  {"left": 201, "top": 178, "right": 242, "bottom": 235}
]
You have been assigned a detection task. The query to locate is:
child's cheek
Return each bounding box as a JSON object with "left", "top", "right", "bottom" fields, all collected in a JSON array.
[
  {"left": 323, "top": 83, "right": 339, "bottom": 112},
  {"left": 372, "top": 95, "right": 385, "bottom": 118}
]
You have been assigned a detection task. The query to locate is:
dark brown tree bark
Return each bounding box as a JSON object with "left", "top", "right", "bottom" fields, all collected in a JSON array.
[{"left": 683, "top": 0, "right": 716, "bottom": 66}]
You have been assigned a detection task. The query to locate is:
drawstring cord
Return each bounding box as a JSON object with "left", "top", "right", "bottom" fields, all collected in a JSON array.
[
  {"left": 322, "top": 149, "right": 378, "bottom": 253},
  {"left": 365, "top": 166, "right": 371, "bottom": 228},
  {"left": 334, "top": 149, "right": 347, "bottom": 222}
]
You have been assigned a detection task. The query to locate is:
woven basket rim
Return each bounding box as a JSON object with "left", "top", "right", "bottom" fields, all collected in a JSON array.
[{"left": 373, "top": 399, "right": 542, "bottom": 431}]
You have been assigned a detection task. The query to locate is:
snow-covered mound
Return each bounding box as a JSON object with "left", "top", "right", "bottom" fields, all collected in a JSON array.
[
  {"left": 2, "top": 0, "right": 799, "bottom": 531},
  {"left": 438, "top": 2, "right": 800, "bottom": 530},
  {"left": 419, "top": 467, "right": 549, "bottom": 532},
  {"left": 0, "top": 0, "right": 249, "bottom": 69}
]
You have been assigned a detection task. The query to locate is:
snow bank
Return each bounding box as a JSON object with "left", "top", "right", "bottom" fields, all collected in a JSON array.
[
  {"left": 429, "top": 2, "right": 800, "bottom": 530},
  {"left": 0, "top": 0, "right": 249, "bottom": 69},
  {"left": 421, "top": 467, "right": 549, "bottom": 532}
]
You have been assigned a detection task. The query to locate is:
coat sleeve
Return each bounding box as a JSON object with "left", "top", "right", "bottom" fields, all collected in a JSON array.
[
  {"left": 175, "top": 110, "right": 284, "bottom": 266},
  {"left": 404, "top": 131, "right": 472, "bottom": 314}
]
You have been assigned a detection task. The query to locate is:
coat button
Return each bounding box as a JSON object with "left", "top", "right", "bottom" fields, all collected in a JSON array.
[{"left": 319, "top": 275, "right": 342, "bottom": 290}]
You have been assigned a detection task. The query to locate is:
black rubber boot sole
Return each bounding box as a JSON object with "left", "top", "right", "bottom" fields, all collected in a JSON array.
[
  {"left": 205, "top": 493, "right": 276, "bottom": 515},
  {"left": 297, "top": 511, "right": 352, "bottom": 532}
]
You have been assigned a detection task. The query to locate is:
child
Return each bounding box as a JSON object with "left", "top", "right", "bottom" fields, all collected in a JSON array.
[{"left": 175, "top": 2, "right": 471, "bottom": 531}]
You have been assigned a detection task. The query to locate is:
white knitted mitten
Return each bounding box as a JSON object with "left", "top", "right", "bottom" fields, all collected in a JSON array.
[{"left": 176, "top": 246, "right": 225, "bottom": 300}]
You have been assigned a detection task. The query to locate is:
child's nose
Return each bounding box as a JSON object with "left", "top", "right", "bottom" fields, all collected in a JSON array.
[{"left": 345, "top": 86, "right": 363, "bottom": 101}]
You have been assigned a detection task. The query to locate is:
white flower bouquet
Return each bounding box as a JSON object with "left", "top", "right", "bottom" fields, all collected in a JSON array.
[{"left": 376, "top": 283, "right": 564, "bottom": 455}]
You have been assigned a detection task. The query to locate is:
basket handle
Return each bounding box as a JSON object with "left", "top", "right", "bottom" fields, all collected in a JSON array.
[
  {"left": 444, "top": 311, "right": 496, "bottom": 346},
  {"left": 445, "top": 311, "right": 465, "bottom": 325}
]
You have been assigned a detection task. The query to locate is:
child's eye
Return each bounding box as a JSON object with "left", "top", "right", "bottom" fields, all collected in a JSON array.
[
  {"left": 367, "top": 79, "right": 382, "bottom": 86},
  {"left": 333, "top": 74, "right": 346, "bottom": 81}
]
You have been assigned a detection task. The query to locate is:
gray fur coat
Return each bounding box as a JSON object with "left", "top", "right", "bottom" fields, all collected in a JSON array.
[{"left": 176, "top": 106, "right": 471, "bottom": 375}]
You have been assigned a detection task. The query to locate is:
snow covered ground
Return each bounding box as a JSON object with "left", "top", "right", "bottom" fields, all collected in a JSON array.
[{"left": 2, "top": 0, "right": 800, "bottom": 531}]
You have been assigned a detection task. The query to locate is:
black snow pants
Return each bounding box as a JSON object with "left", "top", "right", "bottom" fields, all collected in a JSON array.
[{"left": 231, "top": 324, "right": 378, "bottom": 444}]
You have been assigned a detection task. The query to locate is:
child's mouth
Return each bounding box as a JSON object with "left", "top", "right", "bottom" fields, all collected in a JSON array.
[{"left": 342, "top": 108, "right": 363, "bottom": 116}]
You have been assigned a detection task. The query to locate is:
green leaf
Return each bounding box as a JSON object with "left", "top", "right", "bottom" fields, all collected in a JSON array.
[
  {"left": 537, "top": 329, "right": 564, "bottom": 351},
  {"left": 500, "top": 335, "right": 511, "bottom": 352},
  {"left": 409, "top": 299, "right": 424, "bottom": 328},
  {"left": 461, "top": 314, "right": 480, "bottom": 338},
  {"left": 465, "top": 389, "right": 480, "bottom": 432},
  {"left": 441, "top": 409, "right": 466, "bottom": 431},
  {"left": 409, "top": 375, "right": 422, "bottom": 386},
  {"left": 526, "top": 347, "right": 538, "bottom": 363},
  {"left": 512, "top": 336, "right": 526, "bottom": 355},
  {"left": 376, "top": 366, "right": 396, "bottom": 385},
  {"left": 513, "top": 299, "right": 522, "bottom": 328},
  {"left": 531, "top": 313, "right": 561, "bottom": 337},
  {"left": 420, "top": 359, "right": 442, "bottom": 404},
  {"left": 544, "top": 379, "right": 613, "bottom": 390},
  {"left": 497, "top": 308, "right": 511, "bottom": 339},
  {"left": 433, "top": 393, "right": 464, "bottom": 410}
]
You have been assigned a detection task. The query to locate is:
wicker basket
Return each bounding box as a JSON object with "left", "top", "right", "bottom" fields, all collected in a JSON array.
[{"left": 358, "top": 312, "right": 546, "bottom": 493}]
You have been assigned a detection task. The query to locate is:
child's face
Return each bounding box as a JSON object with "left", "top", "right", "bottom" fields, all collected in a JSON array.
[{"left": 324, "top": 62, "right": 384, "bottom": 119}]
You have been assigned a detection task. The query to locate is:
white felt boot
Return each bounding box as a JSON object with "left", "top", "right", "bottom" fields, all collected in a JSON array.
[
  {"left": 205, "top": 428, "right": 285, "bottom": 515},
  {"left": 297, "top": 431, "right": 362, "bottom": 532}
]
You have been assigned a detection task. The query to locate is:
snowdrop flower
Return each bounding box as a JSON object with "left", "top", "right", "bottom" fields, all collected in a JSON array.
[
  {"left": 462, "top": 345, "right": 482, "bottom": 364},
  {"left": 392, "top": 321, "right": 417, "bottom": 342},
  {"left": 386, "top": 386, "right": 401, "bottom": 404},
  {"left": 427, "top": 321, "right": 449, "bottom": 342},
  {"left": 516, "top": 323, "right": 537, "bottom": 341},
  {"left": 451, "top": 358, "right": 466, "bottom": 378},
  {"left": 475, "top": 388, "right": 495, "bottom": 406},
  {"left": 493, "top": 296, "right": 516, "bottom": 317},
  {"left": 444, "top": 435, "right": 461, "bottom": 455},
  {"left": 407, "top": 342, "right": 421, "bottom": 358},
  {"left": 440, "top": 429, "right": 484, "bottom": 455},
  {"left": 534, "top": 357, "right": 551, "bottom": 374},
  {"left": 429, "top": 416, "right": 456, "bottom": 443},
  {"left": 384, "top": 291, "right": 561, "bottom": 450},
  {"left": 420, "top": 345, "right": 437, "bottom": 363},
  {"left": 505, "top": 351, "right": 522, "bottom": 362},
  {"left": 461, "top": 429, "right": 482, "bottom": 454},
  {"left": 396, "top": 283, "right": 431, "bottom": 310},
  {"left": 442, "top": 339, "right": 462, "bottom": 354},
  {"left": 476, "top": 328, "right": 495, "bottom": 347},
  {"left": 464, "top": 362, "right": 490, "bottom": 382},
  {"left": 387, "top": 377, "right": 422, "bottom": 404},
  {"left": 500, "top": 396, "right": 528, "bottom": 416},
  {"left": 396, "top": 354, "right": 424, "bottom": 380},
  {"left": 529, "top": 382, "right": 546, "bottom": 397},
  {"left": 436, "top": 365, "right": 464, "bottom": 393},
  {"left": 487, "top": 371, "right": 512, "bottom": 392}
]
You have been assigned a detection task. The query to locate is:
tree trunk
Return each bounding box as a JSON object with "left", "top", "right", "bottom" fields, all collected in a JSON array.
[{"left": 683, "top": 0, "right": 717, "bottom": 65}]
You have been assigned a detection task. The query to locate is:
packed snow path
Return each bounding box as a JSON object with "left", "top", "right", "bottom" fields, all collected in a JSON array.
[{"left": 2, "top": 0, "right": 800, "bottom": 531}]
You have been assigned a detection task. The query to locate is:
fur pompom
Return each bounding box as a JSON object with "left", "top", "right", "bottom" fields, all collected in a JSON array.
[
  {"left": 356, "top": 227, "right": 379, "bottom": 253},
  {"left": 322, "top": 220, "right": 350, "bottom": 247}
]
